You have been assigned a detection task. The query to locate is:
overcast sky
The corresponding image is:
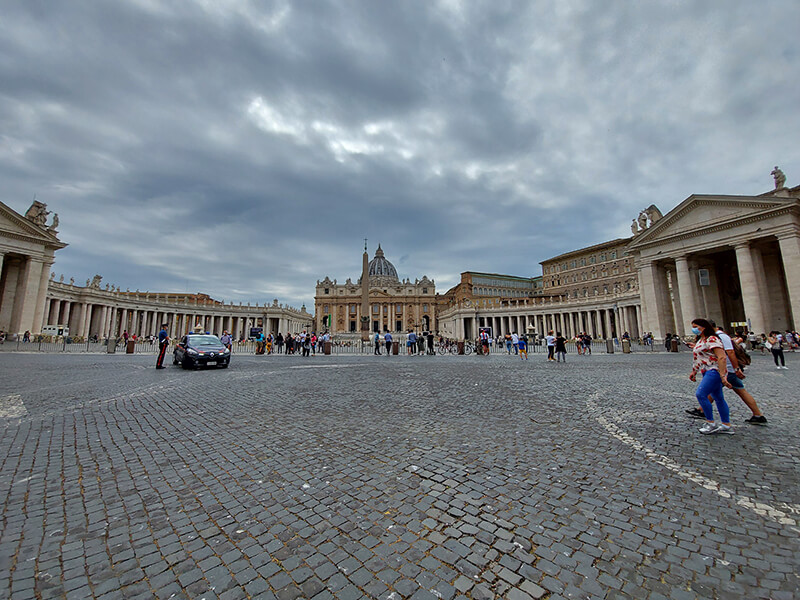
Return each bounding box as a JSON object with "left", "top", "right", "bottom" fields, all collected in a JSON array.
[{"left": 2, "top": 1, "right": 798, "bottom": 308}]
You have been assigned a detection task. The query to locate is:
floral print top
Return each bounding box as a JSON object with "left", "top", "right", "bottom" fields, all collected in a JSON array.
[{"left": 692, "top": 335, "right": 723, "bottom": 373}]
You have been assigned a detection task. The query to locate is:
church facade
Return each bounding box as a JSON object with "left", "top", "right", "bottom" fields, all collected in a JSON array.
[{"left": 314, "top": 245, "right": 436, "bottom": 335}]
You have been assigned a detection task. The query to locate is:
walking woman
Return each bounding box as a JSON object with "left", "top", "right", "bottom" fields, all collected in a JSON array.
[
  {"left": 767, "top": 331, "right": 787, "bottom": 369},
  {"left": 689, "top": 318, "right": 734, "bottom": 434}
]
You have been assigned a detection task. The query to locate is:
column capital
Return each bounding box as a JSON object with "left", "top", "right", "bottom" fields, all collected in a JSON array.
[
  {"left": 733, "top": 241, "right": 752, "bottom": 250},
  {"left": 776, "top": 231, "right": 800, "bottom": 241}
]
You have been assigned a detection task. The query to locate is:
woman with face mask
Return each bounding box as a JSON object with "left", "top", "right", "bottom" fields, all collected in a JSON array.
[{"left": 688, "top": 318, "right": 734, "bottom": 434}]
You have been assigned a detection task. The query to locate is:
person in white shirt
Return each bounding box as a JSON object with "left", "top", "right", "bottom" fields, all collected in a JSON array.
[
  {"left": 511, "top": 332, "right": 519, "bottom": 355},
  {"left": 545, "top": 331, "right": 556, "bottom": 361}
]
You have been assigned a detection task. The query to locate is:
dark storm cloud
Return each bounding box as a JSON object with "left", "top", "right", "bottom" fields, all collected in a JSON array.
[{"left": 1, "top": 0, "right": 798, "bottom": 306}]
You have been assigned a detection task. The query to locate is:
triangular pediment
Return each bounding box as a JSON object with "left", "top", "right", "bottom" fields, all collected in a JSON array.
[
  {"left": 628, "top": 194, "right": 799, "bottom": 250},
  {"left": 0, "top": 201, "right": 66, "bottom": 248}
]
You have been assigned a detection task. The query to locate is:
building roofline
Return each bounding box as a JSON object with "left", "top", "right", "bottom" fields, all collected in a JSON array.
[
  {"left": 464, "top": 271, "right": 541, "bottom": 281},
  {"left": 540, "top": 237, "right": 632, "bottom": 264}
]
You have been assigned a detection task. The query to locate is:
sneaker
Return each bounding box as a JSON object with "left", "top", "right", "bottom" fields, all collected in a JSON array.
[
  {"left": 685, "top": 408, "right": 705, "bottom": 419},
  {"left": 699, "top": 422, "right": 718, "bottom": 434},
  {"left": 781, "top": 366, "right": 789, "bottom": 369},
  {"left": 715, "top": 424, "right": 734, "bottom": 435},
  {"left": 745, "top": 415, "right": 768, "bottom": 425}
]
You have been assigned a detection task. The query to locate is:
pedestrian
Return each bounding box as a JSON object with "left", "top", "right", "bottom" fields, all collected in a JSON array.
[
  {"left": 713, "top": 322, "right": 767, "bottom": 425},
  {"left": 374, "top": 332, "right": 381, "bottom": 355},
  {"left": 555, "top": 331, "right": 567, "bottom": 362},
  {"left": 505, "top": 334, "right": 513, "bottom": 354},
  {"left": 545, "top": 330, "right": 556, "bottom": 361},
  {"left": 156, "top": 323, "right": 169, "bottom": 369},
  {"left": 479, "top": 328, "right": 490, "bottom": 357},
  {"left": 511, "top": 331, "right": 519, "bottom": 355},
  {"left": 276, "top": 332, "right": 284, "bottom": 353},
  {"left": 220, "top": 330, "right": 232, "bottom": 350},
  {"left": 427, "top": 331, "right": 435, "bottom": 355},
  {"left": 767, "top": 331, "right": 787, "bottom": 369},
  {"left": 583, "top": 332, "right": 592, "bottom": 355},
  {"left": 688, "top": 318, "right": 734, "bottom": 434},
  {"left": 384, "top": 331, "right": 393, "bottom": 356},
  {"left": 407, "top": 330, "right": 416, "bottom": 355},
  {"left": 518, "top": 336, "right": 528, "bottom": 360},
  {"left": 417, "top": 332, "right": 425, "bottom": 355}
]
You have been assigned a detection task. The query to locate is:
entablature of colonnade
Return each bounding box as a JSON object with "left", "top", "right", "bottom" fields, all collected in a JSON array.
[
  {"left": 627, "top": 192, "right": 800, "bottom": 261},
  {"left": 438, "top": 290, "right": 641, "bottom": 320},
  {"left": 45, "top": 280, "right": 310, "bottom": 319}
]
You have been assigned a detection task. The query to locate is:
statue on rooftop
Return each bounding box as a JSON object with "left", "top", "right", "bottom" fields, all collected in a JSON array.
[
  {"left": 24, "top": 201, "right": 49, "bottom": 227},
  {"left": 772, "top": 166, "right": 786, "bottom": 189}
]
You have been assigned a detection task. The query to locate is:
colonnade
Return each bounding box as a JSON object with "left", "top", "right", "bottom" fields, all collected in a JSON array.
[
  {"left": 43, "top": 296, "right": 306, "bottom": 340},
  {"left": 444, "top": 300, "right": 642, "bottom": 341},
  {"left": 39, "top": 279, "right": 312, "bottom": 340}
]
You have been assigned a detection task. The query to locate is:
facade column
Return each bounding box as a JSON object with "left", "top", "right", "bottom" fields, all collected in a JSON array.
[
  {"left": 62, "top": 302, "right": 73, "bottom": 332},
  {"left": 42, "top": 298, "right": 51, "bottom": 325},
  {"left": 31, "top": 259, "right": 53, "bottom": 333},
  {"left": 749, "top": 247, "right": 772, "bottom": 329},
  {"left": 637, "top": 261, "right": 671, "bottom": 340},
  {"left": 79, "top": 303, "right": 89, "bottom": 337},
  {"left": 99, "top": 306, "right": 107, "bottom": 337},
  {"left": 673, "top": 256, "right": 697, "bottom": 336},
  {"left": 0, "top": 258, "right": 21, "bottom": 331},
  {"left": 735, "top": 242, "right": 766, "bottom": 335},
  {"left": 52, "top": 300, "right": 63, "bottom": 327},
  {"left": 11, "top": 258, "right": 45, "bottom": 335},
  {"left": 778, "top": 233, "right": 800, "bottom": 330}
]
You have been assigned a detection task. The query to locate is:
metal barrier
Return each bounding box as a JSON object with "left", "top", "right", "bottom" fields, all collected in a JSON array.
[{"left": 0, "top": 337, "right": 670, "bottom": 355}]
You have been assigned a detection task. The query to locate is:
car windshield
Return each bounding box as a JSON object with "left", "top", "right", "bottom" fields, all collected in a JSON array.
[{"left": 188, "top": 335, "right": 222, "bottom": 346}]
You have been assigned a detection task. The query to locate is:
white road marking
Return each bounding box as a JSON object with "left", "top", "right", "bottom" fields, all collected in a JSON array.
[
  {"left": 587, "top": 394, "right": 800, "bottom": 533},
  {"left": 0, "top": 394, "right": 27, "bottom": 418}
]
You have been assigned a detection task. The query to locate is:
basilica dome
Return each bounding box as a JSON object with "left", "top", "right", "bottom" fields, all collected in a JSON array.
[{"left": 368, "top": 245, "right": 399, "bottom": 284}]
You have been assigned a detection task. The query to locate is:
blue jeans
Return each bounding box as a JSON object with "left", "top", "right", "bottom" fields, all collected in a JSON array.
[{"left": 696, "top": 370, "right": 729, "bottom": 423}]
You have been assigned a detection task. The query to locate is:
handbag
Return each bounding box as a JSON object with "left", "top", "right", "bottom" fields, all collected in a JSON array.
[{"left": 765, "top": 340, "right": 773, "bottom": 350}]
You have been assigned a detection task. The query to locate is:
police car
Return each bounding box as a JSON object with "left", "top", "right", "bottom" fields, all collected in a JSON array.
[{"left": 173, "top": 334, "right": 230, "bottom": 369}]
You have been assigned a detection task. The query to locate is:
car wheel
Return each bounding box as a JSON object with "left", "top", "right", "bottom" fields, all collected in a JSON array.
[
  {"left": 182, "top": 357, "right": 193, "bottom": 370},
  {"left": 173, "top": 354, "right": 179, "bottom": 365}
]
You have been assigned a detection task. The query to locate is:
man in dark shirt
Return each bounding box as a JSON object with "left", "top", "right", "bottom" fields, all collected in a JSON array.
[
  {"left": 384, "top": 331, "right": 393, "bottom": 356},
  {"left": 156, "top": 324, "right": 169, "bottom": 369}
]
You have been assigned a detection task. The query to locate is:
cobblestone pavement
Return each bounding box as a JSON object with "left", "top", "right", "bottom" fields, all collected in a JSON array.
[{"left": 0, "top": 350, "right": 798, "bottom": 600}]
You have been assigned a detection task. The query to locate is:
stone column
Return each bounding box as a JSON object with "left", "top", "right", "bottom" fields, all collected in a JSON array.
[
  {"left": 98, "top": 306, "right": 107, "bottom": 337},
  {"left": 30, "top": 260, "right": 53, "bottom": 334},
  {"left": 11, "top": 258, "right": 45, "bottom": 335},
  {"left": 673, "top": 256, "right": 697, "bottom": 336},
  {"left": 735, "top": 242, "right": 766, "bottom": 335},
  {"left": 637, "top": 261, "right": 672, "bottom": 340},
  {"left": 778, "top": 233, "right": 800, "bottom": 330},
  {"left": 749, "top": 247, "right": 772, "bottom": 329},
  {"left": 78, "top": 303, "right": 89, "bottom": 337},
  {"left": 62, "top": 302, "right": 73, "bottom": 332},
  {"left": 0, "top": 258, "right": 21, "bottom": 331}
]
